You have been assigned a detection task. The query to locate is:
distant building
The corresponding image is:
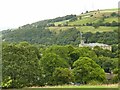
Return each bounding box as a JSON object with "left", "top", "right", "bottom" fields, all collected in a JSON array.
[{"left": 79, "top": 32, "right": 112, "bottom": 51}]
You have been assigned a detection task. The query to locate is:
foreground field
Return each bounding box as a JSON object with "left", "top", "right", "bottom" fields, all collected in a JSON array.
[{"left": 26, "top": 84, "right": 118, "bottom": 89}]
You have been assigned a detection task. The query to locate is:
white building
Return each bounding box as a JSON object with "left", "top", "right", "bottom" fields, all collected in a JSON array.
[
  {"left": 79, "top": 33, "right": 112, "bottom": 51},
  {"left": 79, "top": 42, "right": 112, "bottom": 51}
]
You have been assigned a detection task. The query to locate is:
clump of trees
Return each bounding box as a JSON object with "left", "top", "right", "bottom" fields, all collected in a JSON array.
[
  {"left": 49, "top": 15, "right": 76, "bottom": 22},
  {"left": 83, "top": 30, "right": 118, "bottom": 45},
  {"left": 2, "top": 27, "right": 118, "bottom": 46},
  {"left": 2, "top": 42, "right": 44, "bottom": 88},
  {"left": 2, "top": 42, "right": 118, "bottom": 88}
]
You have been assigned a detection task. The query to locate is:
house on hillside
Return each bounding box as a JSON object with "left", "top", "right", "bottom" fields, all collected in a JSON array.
[{"left": 79, "top": 33, "right": 112, "bottom": 51}]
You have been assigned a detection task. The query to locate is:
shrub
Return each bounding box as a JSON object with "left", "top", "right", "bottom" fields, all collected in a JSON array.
[{"left": 88, "top": 80, "right": 102, "bottom": 85}]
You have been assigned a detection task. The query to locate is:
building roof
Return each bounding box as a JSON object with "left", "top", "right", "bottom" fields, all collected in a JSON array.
[{"left": 82, "top": 43, "right": 110, "bottom": 47}]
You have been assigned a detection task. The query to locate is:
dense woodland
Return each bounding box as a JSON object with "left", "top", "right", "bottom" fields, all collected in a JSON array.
[
  {"left": 1, "top": 9, "right": 119, "bottom": 88},
  {"left": 2, "top": 27, "right": 118, "bottom": 45},
  {"left": 2, "top": 42, "right": 119, "bottom": 88}
]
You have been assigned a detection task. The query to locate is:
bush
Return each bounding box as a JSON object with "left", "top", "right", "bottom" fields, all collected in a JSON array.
[
  {"left": 111, "top": 75, "right": 119, "bottom": 83},
  {"left": 111, "top": 12, "right": 117, "bottom": 17},
  {"left": 93, "top": 23, "right": 100, "bottom": 29},
  {"left": 88, "top": 80, "right": 102, "bottom": 85}
]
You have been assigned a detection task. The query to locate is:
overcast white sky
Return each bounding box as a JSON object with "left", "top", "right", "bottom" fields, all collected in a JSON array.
[{"left": 0, "top": 0, "right": 119, "bottom": 30}]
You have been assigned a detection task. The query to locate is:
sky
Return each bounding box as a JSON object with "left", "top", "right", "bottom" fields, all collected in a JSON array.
[{"left": 0, "top": 0, "right": 119, "bottom": 30}]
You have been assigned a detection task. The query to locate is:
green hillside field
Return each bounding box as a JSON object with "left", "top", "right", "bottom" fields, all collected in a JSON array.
[
  {"left": 49, "top": 8, "right": 118, "bottom": 33},
  {"left": 48, "top": 26, "right": 117, "bottom": 33}
]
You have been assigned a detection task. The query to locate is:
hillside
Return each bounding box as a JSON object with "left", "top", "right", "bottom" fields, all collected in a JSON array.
[
  {"left": 2, "top": 8, "right": 118, "bottom": 45},
  {"left": 49, "top": 8, "right": 118, "bottom": 33},
  {"left": 2, "top": 8, "right": 119, "bottom": 89}
]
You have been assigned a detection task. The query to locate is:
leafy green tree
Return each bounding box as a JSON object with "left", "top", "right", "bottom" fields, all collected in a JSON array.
[
  {"left": 52, "top": 68, "right": 74, "bottom": 85},
  {"left": 39, "top": 53, "right": 69, "bottom": 85},
  {"left": 73, "top": 57, "right": 106, "bottom": 84},
  {"left": 43, "top": 45, "right": 76, "bottom": 67},
  {"left": 112, "top": 68, "right": 119, "bottom": 83},
  {"left": 111, "top": 12, "right": 117, "bottom": 17},
  {"left": 95, "top": 56, "right": 118, "bottom": 73},
  {"left": 2, "top": 42, "right": 43, "bottom": 88},
  {"left": 86, "top": 11, "right": 89, "bottom": 13},
  {"left": 93, "top": 23, "right": 100, "bottom": 29},
  {"left": 56, "top": 28, "right": 80, "bottom": 45},
  {"left": 111, "top": 21, "right": 118, "bottom": 26},
  {"left": 93, "top": 46, "right": 114, "bottom": 57}
]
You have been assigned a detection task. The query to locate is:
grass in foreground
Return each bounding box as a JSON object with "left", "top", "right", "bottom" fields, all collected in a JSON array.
[
  {"left": 26, "top": 84, "right": 118, "bottom": 88},
  {"left": 3, "top": 84, "right": 118, "bottom": 90}
]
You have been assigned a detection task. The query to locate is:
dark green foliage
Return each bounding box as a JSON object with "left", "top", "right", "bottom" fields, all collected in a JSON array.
[
  {"left": 105, "top": 22, "right": 111, "bottom": 26},
  {"left": 111, "top": 21, "right": 118, "bottom": 26},
  {"left": 69, "top": 17, "right": 77, "bottom": 22},
  {"left": 42, "top": 45, "right": 75, "bottom": 67},
  {"left": 93, "top": 46, "right": 115, "bottom": 58},
  {"left": 56, "top": 28, "right": 80, "bottom": 45},
  {"left": 84, "top": 31, "right": 118, "bottom": 45},
  {"left": 49, "top": 14, "right": 76, "bottom": 22},
  {"left": 2, "top": 26, "right": 118, "bottom": 46},
  {"left": 47, "top": 23, "right": 55, "bottom": 27},
  {"left": 2, "top": 27, "right": 54, "bottom": 45},
  {"left": 111, "top": 75, "right": 119, "bottom": 83},
  {"left": 2, "top": 27, "right": 81, "bottom": 46},
  {"left": 52, "top": 68, "right": 74, "bottom": 85},
  {"left": 92, "top": 18, "right": 105, "bottom": 29},
  {"left": 95, "top": 56, "right": 118, "bottom": 73},
  {"left": 111, "top": 12, "right": 118, "bottom": 17},
  {"left": 86, "top": 11, "right": 89, "bottom": 13},
  {"left": 2, "top": 42, "right": 118, "bottom": 88},
  {"left": 93, "top": 23, "right": 100, "bottom": 29},
  {"left": 39, "top": 53, "right": 69, "bottom": 85}
]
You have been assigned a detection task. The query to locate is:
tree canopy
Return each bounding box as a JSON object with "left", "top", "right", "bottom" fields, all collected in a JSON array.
[{"left": 73, "top": 57, "right": 106, "bottom": 84}]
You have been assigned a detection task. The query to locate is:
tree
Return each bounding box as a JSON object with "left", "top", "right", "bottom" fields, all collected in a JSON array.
[
  {"left": 95, "top": 56, "right": 118, "bottom": 73},
  {"left": 39, "top": 53, "right": 69, "bottom": 85},
  {"left": 43, "top": 45, "right": 75, "bottom": 66},
  {"left": 69, "top": 17, "right": 77, "bottom": 22},
  {"left": 58, "top": 24, "right": 62, "bottom": 27},
  {"left": 86, "top": 11, "right": 89, "bottom": 13},
  {"left": 105, "top": 22, "right": 111, "bottom": 26},
  {"left": 111, "top": 21, "right": 118, "bottom": 26},
  {"left": 52, "top": 68, "right": 74, "bottom": 85},
  {"left": 73, "top": 57, "right": 106, "bottom": 84},
  {"left": 111, "top": 12, "right": 117, "bottom": 17},
  {"left": 2, "top": 42, "right": 43, "bottom": 88},
  {"left": 93, "top": 23, "right": 100, "bottom": 29}
]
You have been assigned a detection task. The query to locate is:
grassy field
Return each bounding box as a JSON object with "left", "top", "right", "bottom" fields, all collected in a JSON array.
[
  {"left": 103, "top": 17, "right": 118, "bottom": 23},
  {"left": 49, "top": 8, "right": 118, "bottom": 35},
  {"left": 52, "top": 8, "right": 118, "bottom": 27},
  {"left": 68, "top": 17, "right": 99, "bottom": 25},
  {"left": 54, "top": 20, "right": 69, "bottom": 26},
  {"left": 3, "top": 84, "right": 118, "bottom": 90},
  {"left": 100, "top": 8, "right": 118, "bottom": 12},
  {"left": 48, "top": 26, "right": 117, "bottom": 33},
  {"left": 68, "top": 17, "right": 118, "bottom": 26},
  {"left": 76, "top": 26, "right": 117, "bottom": 33},
  {"left": 22, "top": 84, "right": 118, "bottom": 90}
]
